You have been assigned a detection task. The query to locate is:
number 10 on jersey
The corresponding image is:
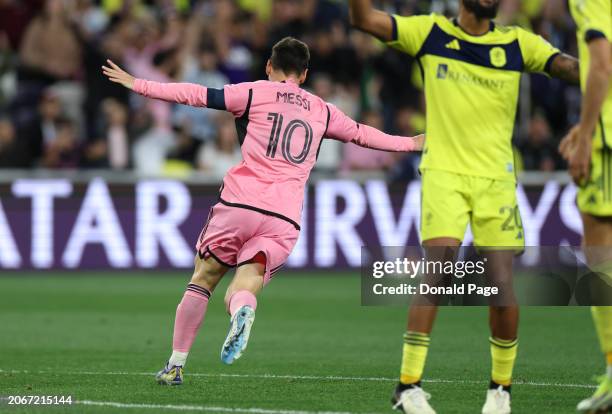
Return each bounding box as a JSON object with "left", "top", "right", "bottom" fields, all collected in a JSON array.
[{"left": 266, "top": 112, "right": 313, "bottom": 165}]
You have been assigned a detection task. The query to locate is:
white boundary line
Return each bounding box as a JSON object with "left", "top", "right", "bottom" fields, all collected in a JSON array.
[
  {"left": 0, "top": 369, "right": 595, "bottom": 389},
  {"left": 77, "top": 400, "right": 363, "bottom": 414}
]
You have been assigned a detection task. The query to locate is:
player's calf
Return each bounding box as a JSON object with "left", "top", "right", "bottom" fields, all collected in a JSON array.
[{"left": 156, "top": 255, "right": 228, "bottom": 385}]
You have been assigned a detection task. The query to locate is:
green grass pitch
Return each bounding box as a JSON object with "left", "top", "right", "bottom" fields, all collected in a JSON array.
[{"left": 0, "top": 272, "right": 603, "bottom": 413}]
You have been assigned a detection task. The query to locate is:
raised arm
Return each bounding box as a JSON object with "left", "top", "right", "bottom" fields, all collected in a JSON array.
[
  {"left": 348, "top": 0, "right": 395, "bottom": 42},
  {"left": 325, "top": 104, "right": 423, "bottom": 152},
  {"left": 102, "top": 59, "right": 214, "bottom": 107}
]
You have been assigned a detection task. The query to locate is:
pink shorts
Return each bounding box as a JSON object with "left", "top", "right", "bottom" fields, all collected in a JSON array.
[{"left": 196, "top": 202, "right": 300, "bottom": 284}]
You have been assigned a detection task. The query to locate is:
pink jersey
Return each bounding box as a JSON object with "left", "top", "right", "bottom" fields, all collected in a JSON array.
[{"left": 134, "top": 78, "right": 418, "bottom": 229}]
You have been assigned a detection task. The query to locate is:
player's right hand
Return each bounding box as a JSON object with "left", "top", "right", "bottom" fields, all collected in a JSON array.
[
  {"left": 102, "top": 59, "right": 136, "bottom": 90},
  {"left": 558, "top": 127, "right": 578, "bottom": 161},
  {"left": 412, "top": 134, "right": 426, "bottom": 151},
  {"left": 560, "top": 124, "right": 591, "bottom": 185}
]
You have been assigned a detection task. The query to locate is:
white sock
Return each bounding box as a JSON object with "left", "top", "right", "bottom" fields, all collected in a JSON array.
[
  {"left": 607, "top": 364, "right": 612, "bottom": 380},
  {"left": 169, "top": 351, "right": 188, "bottom": 367}
]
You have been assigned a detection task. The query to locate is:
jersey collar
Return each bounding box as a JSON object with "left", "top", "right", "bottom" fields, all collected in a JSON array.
[
  {"left": 281, "top": 79, "right": 300, "bottom": 86},
  {"left": 452, "top": 17, "right": 495, "bottom": 37}
]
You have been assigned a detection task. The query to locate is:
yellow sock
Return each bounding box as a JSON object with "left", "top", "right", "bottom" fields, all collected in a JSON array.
[
  {"left": 490, "top": 337, "right": 518, "bottom": 386},
  {"left": 592, "top": 307, "right": 612, "bottom": 360},
  {"left": 400, "top": 331, "right": 430, "bottom": 384}
]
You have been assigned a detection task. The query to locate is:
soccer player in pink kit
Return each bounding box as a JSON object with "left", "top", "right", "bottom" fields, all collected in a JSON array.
[{"left": 103, "top": 37, "right": 424, "bottom": 385}]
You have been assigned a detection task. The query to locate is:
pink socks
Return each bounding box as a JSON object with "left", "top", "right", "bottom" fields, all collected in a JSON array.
[
  {"left": 168, "top": 285, "right": 258, "bottom": 367},
  {"left": 227, "top": 290, "right": 258, "bottom": 316},
  {"left": 172, "top": 284, "right": 211, "bottom": 354}
]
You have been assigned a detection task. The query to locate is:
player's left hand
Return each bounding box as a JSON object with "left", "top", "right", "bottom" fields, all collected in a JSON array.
[
  {"left": 412, "top": 134, "right": 426, "bottom": 151},
  {"left": 562, "top": 124, "right": 592, "bottom": 185}
]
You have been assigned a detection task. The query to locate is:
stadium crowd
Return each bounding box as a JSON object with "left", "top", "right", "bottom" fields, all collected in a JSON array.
[{"left": 0, "top": 0, "right": 581, "bottom": 179}]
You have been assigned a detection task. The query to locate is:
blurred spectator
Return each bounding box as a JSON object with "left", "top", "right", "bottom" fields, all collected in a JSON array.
[
  {"left": 308, "top": 22, "right": 361, "bottom": 86},
  {"left": 42, "top": 118, "right": 81, "bottom": 169},
  {"left": 197, "top": 114, "right": 241, "bottom": 179},
  {"left": 103, "top": 99, "right": 130, "bottom": 170},
  {"left": 73, "top": 0, "right": 109, "bottom": 39},
  {"left": 82, "top": 139, "right": 109, "bottom": 168},
  {"left": 0, "top": 117, "right": 29, "bottom": 167},
  {"left": 174, "top": 43, "right": 229, "bottom": 141},
  {"left": 0, "top": 0, "right": 43, "bottom": 50},
  {"left": 19, "top": 0, "right": 82, "bottom": 83},
  {"left": 17, "top": 90, "right": 64, "bottom": 165},
  {"left": 341, "top": 110, "right": 396, "bottom": 173},
  {"left": 0, "top": 31, "right": 16, "bottom": 109},
  {"left": 517, "top": 113, "right": 563, "bottom": 172},
  {"left": 164, "top": 125, "right": 200, "bottom": 175},
  {"left": 310, "top": 73, "right": 357, "bottom": 171},
  {"left": 0, "top": 0, "right": 583, "bottom": 176}
]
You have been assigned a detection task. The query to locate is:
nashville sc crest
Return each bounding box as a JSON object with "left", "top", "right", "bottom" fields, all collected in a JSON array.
[{"left": 489, "top": 46, "right": 507, "bottom": 68}]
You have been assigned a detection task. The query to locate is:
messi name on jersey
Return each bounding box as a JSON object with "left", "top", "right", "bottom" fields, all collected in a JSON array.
[{"left": 276, "top": 91, "right": 311, "bottom": 111}]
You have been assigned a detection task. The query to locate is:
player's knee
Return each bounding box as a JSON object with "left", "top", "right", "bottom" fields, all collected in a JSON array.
[{"left": 190, "top": 255, "right": 227, "bottom": 291}]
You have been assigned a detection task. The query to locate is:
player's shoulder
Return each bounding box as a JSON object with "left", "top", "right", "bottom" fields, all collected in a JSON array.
[
  {"left": 394, "top": 12, "right": 439, "bottom": 27},
  {"left": 233, "top": 80, "right": 268, "bottom": 91},
  {"left": 487, "top": 23, "right": 539, "bottom": 45},
  {"left": 509, "top": 25, "right": 551, "bottom": 47},
  {"left": 498, "top": 23, "right": 541, "bottom": 40},
  {"left": 300, "top": 87, "right": 331, "bottom": 116}
]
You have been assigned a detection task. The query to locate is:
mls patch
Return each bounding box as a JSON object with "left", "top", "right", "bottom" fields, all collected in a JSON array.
[
  {"left": 490, "top": 47, "right": 507, "bottom": 68},
  {"left": 437, "top": 64, "right": 449, "bottom": 79}
]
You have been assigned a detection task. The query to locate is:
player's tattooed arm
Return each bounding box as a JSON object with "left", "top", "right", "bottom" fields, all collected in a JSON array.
[
  {"left": 549, "top": 53, "right": 580, "bottom": 85},
  {"left": 348, "top": 0, "right": 394, "bottom": 42}
]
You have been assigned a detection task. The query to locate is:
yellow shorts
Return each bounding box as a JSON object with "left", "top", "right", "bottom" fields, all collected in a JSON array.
[
  {"left": 577, "top": 147, "right": 612, "bottom": 217},
  {"left": 420, "top": 169, "right": 524, "bottom": 248}
]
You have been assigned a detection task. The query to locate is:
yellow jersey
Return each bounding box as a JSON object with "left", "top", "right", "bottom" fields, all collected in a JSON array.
[
  {"left": 569, "top": 0, "right": 612, "bottom": 150},
  {"left": 387, "top": 13, "right": 560, "bottom": 181}
]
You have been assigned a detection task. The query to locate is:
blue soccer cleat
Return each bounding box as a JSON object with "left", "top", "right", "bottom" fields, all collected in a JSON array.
[
  {"left": 221, "top": 305, "right": 256, "bottom": 365},
  {"left": 155, "top": 363, "right": 184, "bottom": 385}
]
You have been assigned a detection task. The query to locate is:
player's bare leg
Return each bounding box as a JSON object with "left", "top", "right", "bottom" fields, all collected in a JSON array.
[
  {"left": 220, "top": 252, "right": 266, "bottom": 365},
  {"left": 482, "top": 250, "right": 517, "bottom": 414},
  {"left": 392, "top": 238, "right": 460, "bottom": 414},
  {"left": 156, "top": 255, "right": 229, "bottom": 385},
  {"left": 577, "top": 214, "right": 612, "bottom": 413}
]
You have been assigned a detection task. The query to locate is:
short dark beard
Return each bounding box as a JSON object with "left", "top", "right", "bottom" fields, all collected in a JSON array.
[{"left": 463, "top": 0, "right": 499, "bottom": 19}]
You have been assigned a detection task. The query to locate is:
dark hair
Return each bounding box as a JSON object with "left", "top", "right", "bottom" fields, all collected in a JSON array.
[{"left": 270, "top": 37, "right": 310, "bottom": 76}]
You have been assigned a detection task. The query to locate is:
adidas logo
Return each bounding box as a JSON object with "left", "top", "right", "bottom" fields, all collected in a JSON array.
[{"left": 445, "top": 39, "right": 460, "bottom": 50}]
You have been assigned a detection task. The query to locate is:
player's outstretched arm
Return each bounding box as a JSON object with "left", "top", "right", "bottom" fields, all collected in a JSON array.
[
  {"left": 348, "top": 0, "right": 394, "bottom": 42},
  {"left": 102, "top": 59, "right": 210, "bottom": 107},
  {"left": 325, "top": 104, "right": 424, "bottom": 152},
  {"left": 559, "top": 38, "right": 611, "bottom": 184},
  {"left": 548, "top": 53, "right": 580, "bottom": 84}
]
